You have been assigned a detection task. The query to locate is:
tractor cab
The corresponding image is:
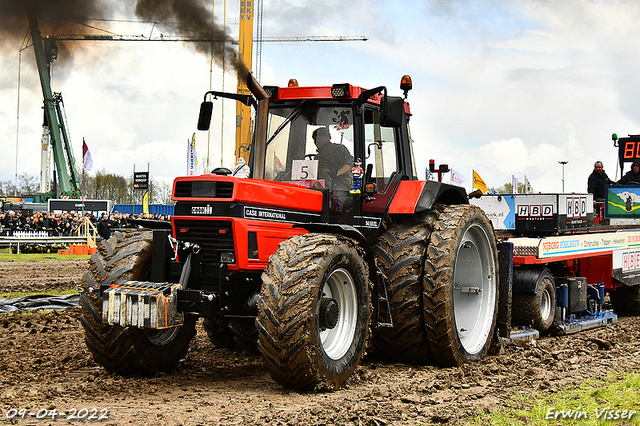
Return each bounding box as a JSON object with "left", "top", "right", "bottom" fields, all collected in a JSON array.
[{"left": 197, "top": 76, "right": 428, "bottom": 238}]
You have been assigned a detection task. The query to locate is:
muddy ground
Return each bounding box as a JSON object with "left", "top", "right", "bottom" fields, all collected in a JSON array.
[{"left": 1, "top": 260, "right": 639, "bottom": 425}]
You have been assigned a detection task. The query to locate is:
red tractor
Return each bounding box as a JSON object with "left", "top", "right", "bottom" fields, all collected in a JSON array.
[{"left": 80, "top": 74, "right": 499, "bottom": 390}]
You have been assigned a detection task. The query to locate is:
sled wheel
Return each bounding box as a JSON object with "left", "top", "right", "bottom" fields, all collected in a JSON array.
[
  {"left": 512, "top": 269, "right": 556, "bottom": 334},
  {"left": 610, "top": 284, "right": 640, "bottom": 316}
]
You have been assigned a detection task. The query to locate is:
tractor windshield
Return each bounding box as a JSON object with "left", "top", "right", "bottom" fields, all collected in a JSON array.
[{"left": 264, "top": 104, "right": 355, "bottom": 191}]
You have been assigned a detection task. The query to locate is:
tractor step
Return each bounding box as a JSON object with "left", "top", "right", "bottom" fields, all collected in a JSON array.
[{"left": 102, "top": 281, "right": 184, "bottom": 329}]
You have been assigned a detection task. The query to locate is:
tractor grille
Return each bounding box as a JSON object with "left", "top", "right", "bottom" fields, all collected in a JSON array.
[
  {"left": 174, "top": 181, "right": 234, "bottom": 198},
  {"left": 174, "top": 219, "right": 235, "bottom": 264}
]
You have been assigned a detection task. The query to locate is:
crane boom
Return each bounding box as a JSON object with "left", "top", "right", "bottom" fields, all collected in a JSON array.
[
  {"left": 26, "top": 4, "right": 82, "bottom": 199},
  {"left": 54, "top": 34, "right": 368, "bottom": 43}
]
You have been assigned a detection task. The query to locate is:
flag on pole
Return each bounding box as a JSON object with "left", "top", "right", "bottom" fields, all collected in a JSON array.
[
  {"left": 512, "top": 175, "right": 518, "bottom": 194},
  {"left": 274, "top": 152, "right": 284, "bottom": 175},
  {"left": 188, "top": 133, "right": 198, "bottom": 176},
  {"left": 142, "top": 190, "right": 150, "bottom": 216},
  {"left": 450, "top": 169, "right": 467, "bottom": 187},
  {"left": 524, "top": 175, "right": 532, "bottom": 193},
  {"left": 472, "top": 170, "right": 488, "bottom": 193},
  {"left": 82, "top": 138, "right": 93, "bottom": 171}
]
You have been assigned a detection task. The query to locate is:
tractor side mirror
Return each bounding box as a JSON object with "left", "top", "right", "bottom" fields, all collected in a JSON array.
[
  {"left": 197, "top": 101, "right": 213, "bottom": 131},
  {"left": 381, "top": 96, "right": 404, "bottom": 128}
]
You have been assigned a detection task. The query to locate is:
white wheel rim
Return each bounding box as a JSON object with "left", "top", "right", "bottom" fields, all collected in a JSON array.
[
  {"left": 453, "top": 223, "right": 497, "bottom": 356},
  {"left": 540, "top": 282, "right": 553, "bottom": 322},
  {"left": 320, "top": 268, "right": 358, "bottom": 360}
]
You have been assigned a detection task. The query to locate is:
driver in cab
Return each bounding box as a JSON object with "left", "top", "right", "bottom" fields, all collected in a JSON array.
[{"left": 312, "top": 127, "right": 353, "bottom": 190}]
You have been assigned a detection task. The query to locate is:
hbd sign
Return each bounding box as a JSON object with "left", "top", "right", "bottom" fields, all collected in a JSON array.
[
  {"left": 565, "top": 196, "right": 587, "bottom": 218},
  {"left": 517, "top": 204, "right": 553, "bottom": 217},
  {"left": 133, "top": 171, "right": 149, "bottom": 189}
]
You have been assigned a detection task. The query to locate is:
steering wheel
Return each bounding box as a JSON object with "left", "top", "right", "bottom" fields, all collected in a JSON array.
[{"left": 303, "top": 153, "right": 317, "bottom": 160}]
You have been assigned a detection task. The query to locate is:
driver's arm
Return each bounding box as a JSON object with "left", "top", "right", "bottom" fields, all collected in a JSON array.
[{"left": 337, "top": 163, "right": 351, "bottom": 177}]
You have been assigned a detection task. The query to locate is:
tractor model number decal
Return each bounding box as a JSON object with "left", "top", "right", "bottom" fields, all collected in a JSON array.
[{"left": 354, "top": 216, "right": 381, "bottom": 229}]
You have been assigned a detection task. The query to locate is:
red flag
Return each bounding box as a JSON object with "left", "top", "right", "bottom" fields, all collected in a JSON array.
[{"left": 83, "top": 138, "right": 93, "bottom": 171}]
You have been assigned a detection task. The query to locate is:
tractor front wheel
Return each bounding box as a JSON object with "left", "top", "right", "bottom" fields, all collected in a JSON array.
[
  {"left": 256, "top": 233, "right": 371, "bottom": 391},
  {"left": 80, "top": 230, "right": 197, "bottom": 375}
]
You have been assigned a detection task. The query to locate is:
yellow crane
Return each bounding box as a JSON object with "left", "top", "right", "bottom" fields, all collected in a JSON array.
[
  {"left": 236, "top": 1, "right": 253, "bottom": 163},
  {"left": 234, "top": 0, "right": 367, "bottom": 163}
]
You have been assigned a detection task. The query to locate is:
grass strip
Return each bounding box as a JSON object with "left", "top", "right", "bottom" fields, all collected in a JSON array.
[
  {"left": 0, "top": 289, "right": 80, "bottom": 299},
  {"left": 469, "top": 371, "right": 640, "bottom": 425},
  {"left": 0, "top": 253, "right": 90, "bottom": 262}
]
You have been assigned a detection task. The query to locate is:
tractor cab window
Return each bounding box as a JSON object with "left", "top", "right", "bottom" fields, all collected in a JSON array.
[
  {"left": 265, "top": 104, "right": 355, "bottom": 191},
  {"left": 364, "top": 108, "right": 398, "bottom": 193}
]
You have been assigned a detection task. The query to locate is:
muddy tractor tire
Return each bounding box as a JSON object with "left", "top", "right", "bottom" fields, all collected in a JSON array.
[
  {"left": 256, "top": 233, "right": 371, "bottom": 391},
  {"left": 423, "top": 204, "right": 499, "bottom": 366},
  {"left": 203, "top": 318, "right": 233, "bottom": 349},
  {"left": 204, "top": 318, "right": 258, "bottom": 352},
  {"left": 80, "top": 230, "right": 197, "bottom": 375},
  {"left": 372, "top": 212, "right": 437, "bottom": 363},
  {"left": 610, "top": 284, "right": 640, "bottom": 316},
  {"left": 512, "top": 269, "right": 556, "bottom": 334}
]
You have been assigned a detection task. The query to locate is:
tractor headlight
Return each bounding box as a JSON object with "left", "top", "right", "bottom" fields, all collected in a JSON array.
[{"left": 220, "top": 252, "right": 236, "bottom": 264}]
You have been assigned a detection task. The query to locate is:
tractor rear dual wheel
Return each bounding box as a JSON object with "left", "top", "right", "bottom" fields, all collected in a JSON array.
[
  {"left": 423, "top": 204, "right": 499, "bottom": 366},
  {"left": 256, "top": 233, "right": 371, "bottom": 391},
  {"left": 372, "top": 212, "right": 437, "bottom": 363},
  {"left": 80, "top": 230, "right": 197, "bottom": 375}
]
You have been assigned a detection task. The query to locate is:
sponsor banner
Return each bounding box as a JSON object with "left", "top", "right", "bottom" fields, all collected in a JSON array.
[
  {"left": 613, "top": 248, "right": 640, "bottom": 285},
  {"left": 538, "top": 230, "right": 640, "bottom": 258}
]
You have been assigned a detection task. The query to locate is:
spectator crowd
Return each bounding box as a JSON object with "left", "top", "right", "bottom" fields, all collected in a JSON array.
[{"left": 1, "top": 210, "right": 170, "bottom": 239}]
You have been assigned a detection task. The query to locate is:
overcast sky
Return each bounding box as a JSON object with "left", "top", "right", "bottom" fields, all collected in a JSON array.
[{"left": 2, "top": 0, "right": 640, "bottom": 196}]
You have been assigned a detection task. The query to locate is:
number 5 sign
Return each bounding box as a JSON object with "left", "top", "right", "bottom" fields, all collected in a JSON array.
[{"left": 291, "top": 160, "right": 318, "bottom": 180}]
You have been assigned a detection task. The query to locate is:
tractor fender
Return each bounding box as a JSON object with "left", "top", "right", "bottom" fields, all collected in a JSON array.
[
  {"left": 388, "top": 180, "right": 468, "bottom": 214},
  {"left": 293, "top": 223, "right": 376, "bottom": 284}
]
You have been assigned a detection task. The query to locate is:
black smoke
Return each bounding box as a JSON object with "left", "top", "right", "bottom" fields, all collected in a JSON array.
[{"left": 0, "top": 0, "right": 248, "bottom": 79}]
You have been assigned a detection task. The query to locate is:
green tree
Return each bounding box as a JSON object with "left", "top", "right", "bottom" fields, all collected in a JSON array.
[{"left": 492, "top": 182, "right": 528, "bottom": 194}]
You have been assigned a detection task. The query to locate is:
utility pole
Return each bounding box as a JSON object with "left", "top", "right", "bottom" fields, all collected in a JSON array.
[{"left": 558, "top": 161, "right": 568, "bottom": 193}]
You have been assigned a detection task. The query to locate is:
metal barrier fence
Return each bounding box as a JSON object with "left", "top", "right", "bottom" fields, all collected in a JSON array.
[
  {"left": 0, "top": 217, "right": 98, "bottom": 254},
  {"left": 0, "top": 236, "right": 90, "bottom": 254}
]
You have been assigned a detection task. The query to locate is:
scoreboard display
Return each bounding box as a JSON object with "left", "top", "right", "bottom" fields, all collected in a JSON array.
[{"left": 617, "top": 134, "right": 640, "bottom": 168}]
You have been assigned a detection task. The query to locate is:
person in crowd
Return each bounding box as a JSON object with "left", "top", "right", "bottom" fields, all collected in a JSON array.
[
  {"left": 588, "top": 161, "right": 613, "bottom": 202},
  {"left": 3, "top": 211, "right": 17, "bottom": 234},
  {"left": 97, "top": 214, "right": 111, "bottom": 240},
  {"left": 618, "top": 161, "right": 640, "bottom": 185}
]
